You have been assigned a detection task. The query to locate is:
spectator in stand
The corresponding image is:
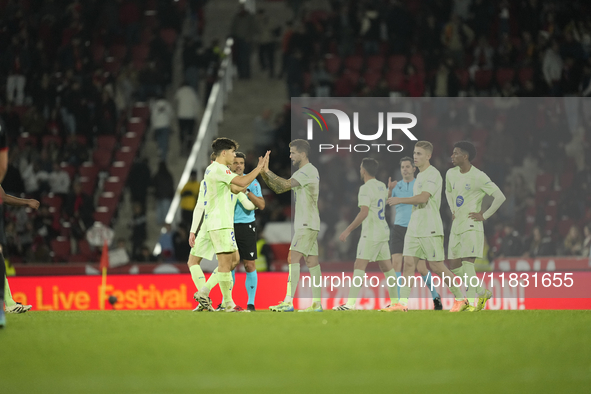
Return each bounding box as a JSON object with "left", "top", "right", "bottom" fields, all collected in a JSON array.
[
  {"left": 360, "top": 6, "right": 380, "bottom": 55},
  {"left": 180, "top": 171, "right": 200, "bottom": 226},
  {"left": 253, "top": 108, "right": 274, "bottom": 152},
  {"left": 150, "top": 95, "right": 174, "bottom": 161},
  {"left": 497, "top": 223, "right": 523, "bottom": 258},
  {"left": 523, "top": 226, "right": 555, "bottom": 257},
  {"left": 1, "top": 104, "right": 21, "bottom": 143},
  {"left": 403, "top": 65, "right": 425, "bottom": 97},
  {"left": 5, "top": 36, "right": 30, "bottom": 105},
  {"left": 256, "top": 8, "right": 277, "bottom": 78},
  {"left": 127, "top": 157, "right": 151, "bottom": 210},
  {"left": 152, "top": 161, "right": 175, "bottom": 226},
  {"left": 63, "top": 135, "right": 89, "bottom": 167},
  {"left": 130, "top": 202, "right": 147, "bottom": 257},
  {"left": 286, "top": 49, "right": 304, "bottom": 99},
  {"left": 48, "top": 162, "right": 70, "bottom": 200},
  {"left": 431, "top": 62, "right": 459, "bottom": 97},
  {"left": 560, "top": 225, "right": 584, "bottom": 256},
  {"left": 441, "top": 14, "right": 474, "bottom": 67},
  {"left": 231, "top": 5, "right": 257, "bottom": 79},
  {"left": 311, "top": 60, "right": 333, "bottom": 97},
  {"left": 278, "top": 21, "right": 294, "bottom": 79},
  {"left": 582, "top": 224, "right": 591, "bottom": 257},
  {"left": 134, "top": 245, "right": 158, "bottom": 263},
  {"left": 97, "top": 90, "right": 117, "bottom": 135},
  {"left": 469, "top": 36, "right": 494, "bottom": 80},
  {"left": 158, "top": 223, "right": 175, "bottom": 262},
  {"left": 22, "top": 107, "right": 46, "bottom": 137},
  {"left": 64, "top": 181, "right": 94, "bottom": 240},
  {"left": 173, "top": 225, "right": 191, "bottom": 262},
  {"left": 174, "top": 82, "right": 200, "bottom": 155},
  {"left": 543, "top": 40, "right": 563, "bottom": 96}
]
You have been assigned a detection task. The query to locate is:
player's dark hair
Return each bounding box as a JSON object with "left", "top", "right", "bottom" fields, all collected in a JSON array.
[
  {"left": 235, "top": 151, "right": 246, "bottom": 160},
  {"left": 454, "top": 141, "right": 476, "bottom": 161},
  {"left": 211, "top": 137, "right": 239, "bottom": 156},
  {"left": 289, "top": 139, "right": 310, "bottom": 157},
  {"left": 210, "top": 152, "right": 216, "bottom": 161},
  {"left": 361, "top": 158, "right": 379, "bottom": 176},
  {"left": 399, "top": 156, "right": 414, "bottom": 167}
]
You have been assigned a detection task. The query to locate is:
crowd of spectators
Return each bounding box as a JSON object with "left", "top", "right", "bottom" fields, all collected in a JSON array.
[
  {"left": 242, "top": 0, "right": 591, "bottom": 262},
  {"left": 0, "top": 0, "right": 189, "bottom": 263}
]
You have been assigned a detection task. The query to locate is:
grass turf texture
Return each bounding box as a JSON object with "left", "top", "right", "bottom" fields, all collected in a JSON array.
[{"left": 1, "top": 311, "right": 590, "bottom": 393}]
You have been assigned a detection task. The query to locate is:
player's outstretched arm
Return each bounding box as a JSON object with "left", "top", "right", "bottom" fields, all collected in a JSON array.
[
  {"left": 232, "top": 151, "right": 269, "bottom": 188},
  {"left": 387, "top": 191, "right": 430, "bottom": 206},
  {"left": 260, "top": 151, "right": 297, "bottom": 194},
  {"left": 0, "top": 185, "right": 39, "bottom": 209},
  {"left": 339, "top": 206, "right": 369, "bottom": 242}
]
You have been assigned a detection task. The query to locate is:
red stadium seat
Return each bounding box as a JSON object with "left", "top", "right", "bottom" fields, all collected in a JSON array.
[
  {"left": 343, "top": 69, "right": 360, "bottom": 85},
  {"left": 519, "top": 67, "right": 534, "bottom": 85},
  {"left": 557, "top": 218, "right": 575, "bottom": 237},
  {"left": 51, "top": 237, "right": 71, "bottom": 262},
  {"left": 386, "top": 70, "right": 405, "bottom": 91},
  {"left": 455, "top": 68, "right": 470, "bottom": 89},
  {"left": 363, "top": 71, "right": 382, "bottom": 89},
  {"left": 333, "top": 76, "right": 353, "bottom": 97},
  {"left": 132, "top": 45, "right": 150, "bottom": 61},
  {"left": 535, "top": 173, "right": 554, "bottom": 194},
  {"left": 131, "top": 102, "right": 149, "bottom": 120},
  {"left": 97, "top": 135, "right": 117, "bottom": 152},
  {"left": 344, "top": 55, "right": 364, "bottom": 72},
  {"left": 109, "top": 44, "right": 127, "bottom": 61},
  {"left": 110, "top": 162, "right": 130, "bottom": 181},
  {"left": 121, "top": 132, "right": 141, "bottom": 150},
  {"left": 79, "top": 162, "right": 99, "bottom": 182},
  {"left": 324, "top": 55, "right": 341, "bottom": 74},
  {"left": 496, "top": 68, "right": 516, "bottom": 87},
  {"left": 93, "top": 148, "right": 113, "bottom": 171},
  {"left": 114, "top": 146, "right": 136, "bottom": 167},
  {"left": 474, "top": 70, "right": 493, "bottom": 90},
  {"left": 410, "top": 53, "right": 425, "bottom": 72},
  {"left": 366, "top": 55, "right": 385, "bottom": 72},
  {"left": 91, "top": 44, "right": 105, "bottom": 65},
  {"left": 160, "top": 28, "right": 177, "bottom": 48},
  {"left": 98, "top": 192, "right": 119, "bottom": 213},
  {"left": 387, "top": 55, "right": 407, "bottom": 72},
  {"left": 42, "top": 194, "right": 62, "bottom": 211},
  {"left": 104, "top": 58, "right": 121, "bottom": 75},
  {"left": 78, "top": 177, "right": 96, "bottom": 197},
  {"left": 60, "top": 163, "right": 76, "bottom": 180},
  {"left": 93, "top": 207, "right": 113, "bottom": 226}
]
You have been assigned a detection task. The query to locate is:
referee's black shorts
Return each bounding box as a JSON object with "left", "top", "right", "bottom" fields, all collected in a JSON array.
[
  {"left": 234, "top": 221, "right": 257, "bottom": 260},
  {"left": 389, "top": 224, "right": 407, "bottom": 255}
]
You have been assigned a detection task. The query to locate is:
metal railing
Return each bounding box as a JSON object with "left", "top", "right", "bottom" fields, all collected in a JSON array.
[{"left": 153, "top": 38, "right": 234, "bottom": 254}]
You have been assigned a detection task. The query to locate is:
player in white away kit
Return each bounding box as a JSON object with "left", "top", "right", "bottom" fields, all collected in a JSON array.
[
  {"left": 194, "top": 138, "right": 267, "bottom": 312},
  {"left": 384, "top": 141, "right": 466, "bottom": 312},
  {"left": 446, "top": 141, "right": 505, "bottom": 311},
  {"left": 261, "top": 139, "right": 323, "bottom": 312},
  {"left": 334, "top": 158, "right": 398, "bottom": 310},
  {"left": 187, "top": 153, "right": 256, "bottom": 311}
]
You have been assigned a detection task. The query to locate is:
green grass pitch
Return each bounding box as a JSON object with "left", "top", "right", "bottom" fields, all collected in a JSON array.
[{"left": 1, "top": 310, "right": 590, "bottom": 393}]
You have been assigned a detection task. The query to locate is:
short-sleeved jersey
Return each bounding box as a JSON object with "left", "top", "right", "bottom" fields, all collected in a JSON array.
[
  {"left": 203, "top": 161, "right": 238, "bottom": 231},
  {"left": 291, "top": 163, "right": 320, "bottom": 231},
  {"left": 446, "top": 165, "right": 500, "bottom": 235},
  {"left": 358, "top": 179, "right": 390, "bottom": 242},
  {"left": 234, "top": 177, "right": 262, "bottom": 224},
  {"left": 391, "top": 179, "right": 414, "bottom": 228},
  {"left": 406, "top": 165, "right": 444, "bottom": 238}
]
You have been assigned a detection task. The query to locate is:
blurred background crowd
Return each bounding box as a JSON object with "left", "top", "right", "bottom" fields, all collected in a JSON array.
[{"left": 1, "top": 0, "right": 590, "bottom": 265}]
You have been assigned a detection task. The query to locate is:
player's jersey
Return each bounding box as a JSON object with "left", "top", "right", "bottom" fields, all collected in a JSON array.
[
  {"left": 291, "top": 163, "right": 320, "bottom": 231},
  {"left": 0, "top": 120, "right": 7, "bottom": 206},
  {"left": 446, "top": 165, "right": 500, "bottom": 235},
  {"left": 203, "top": 161, "right": 238, "bottom": 231},
  {"left": 358, "top": 179, "right": 390, "bottom": 242},
  {"left": 192, "top": 180, "right": 208, "bottom": 231},
  {"left": 406, "top": 165, "right": 444, "bottom": 238},
  {"left": 391, "top": 179, "right": 414, "bottom": 228},
  {"left": 234, "top": 177, "right": 262, "bottom": 224}
]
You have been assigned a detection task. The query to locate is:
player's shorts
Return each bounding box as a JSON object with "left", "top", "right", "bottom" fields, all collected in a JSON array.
[
  {"left": 389, "top": 224, "right": 407, "bottom": 255},
  {"left": 357, "top": 237, "right": 391, "bottom": 262},
  {"left": 189, "top": 230, "right": 215, "bottom": 260},
  {"left": 448, "top": 230, "right": 484, "bottom": 260},
  {"left": 403, "top": 234, "right": 445, "bottom": 261},
  {"left": 290, "top": 228, "right": 318, "bottom": 257},
  {"left": 234, "top": 221, "right": 257, "bottom": 260},
  {"left": 207, "top": 228, "right": 238, "bottom": 254}
]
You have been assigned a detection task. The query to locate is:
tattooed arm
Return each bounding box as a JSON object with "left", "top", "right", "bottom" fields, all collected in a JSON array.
[{"left": 260, "top": 170, "right": 300, "bottom": 194}]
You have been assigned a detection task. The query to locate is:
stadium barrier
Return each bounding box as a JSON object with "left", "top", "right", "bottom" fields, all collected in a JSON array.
[{"left": 8, "top": 272, "right": 591, "bottom": 311}]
